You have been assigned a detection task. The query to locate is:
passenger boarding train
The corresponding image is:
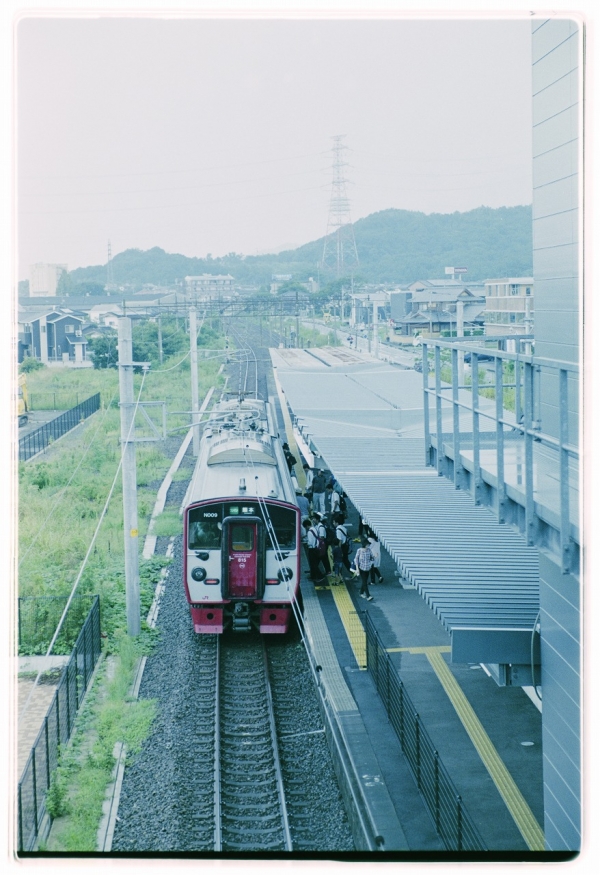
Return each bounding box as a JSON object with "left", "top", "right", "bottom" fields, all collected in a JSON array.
[{"left": 182, "top": 395, "right": 301, "bottom": 634}]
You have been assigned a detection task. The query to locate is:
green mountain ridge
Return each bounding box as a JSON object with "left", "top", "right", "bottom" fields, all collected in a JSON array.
[{"left": 69, "top": 204, "right": 532, "bottom": 289}]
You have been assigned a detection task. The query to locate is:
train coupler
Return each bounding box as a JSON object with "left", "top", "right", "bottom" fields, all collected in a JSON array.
[{"left": 231, "top": 601, "right": 252, "bottom": 632}]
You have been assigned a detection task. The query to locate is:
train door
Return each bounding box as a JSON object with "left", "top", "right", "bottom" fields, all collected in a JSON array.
[{"left": 222, "top": 517, "right": 264, "bottom": 599}]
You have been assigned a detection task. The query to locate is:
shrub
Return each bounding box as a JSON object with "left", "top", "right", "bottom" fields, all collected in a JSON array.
[{"left": 19, "top": 357, "right": 45, "bottom": 373}]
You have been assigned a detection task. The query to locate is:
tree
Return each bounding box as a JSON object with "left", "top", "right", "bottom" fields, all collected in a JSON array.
[
  {"left": 275, "top": 280, "right": 308, "bottom": 297},
  {"left": 88, "top": 332, "right": 118, "bottom": 368},
  {"left": 56, "top": 270, "right": 75, "bottom": 296}
]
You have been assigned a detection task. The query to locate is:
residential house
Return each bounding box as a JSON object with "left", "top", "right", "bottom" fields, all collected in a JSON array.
[
  {"left": 19, "top": 307, "right": 89, "bottom": 366},
  {"left": 392, "top": 283, "right": 486, "bottom": 337}
]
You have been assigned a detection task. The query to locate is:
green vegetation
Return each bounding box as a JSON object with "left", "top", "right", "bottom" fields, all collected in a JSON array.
[
  {"left": 151, "top": 510, "right": 182, "bottom": 538},
  {"left": 66, "top": 205, "right": 532, "bottom": 289},
  {"left": 87, "top": 315, "right": 224, "bottom": 369},
  {"left": 45, "top": 635, "right": 157, "bottom": 851},
  {"left": 19, "top": 357, "right": 45, "bottom": 374}
]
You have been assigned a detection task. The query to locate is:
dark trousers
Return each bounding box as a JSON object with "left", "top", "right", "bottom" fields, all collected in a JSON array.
[
  {"left": 358, "top": 568, "right": 371, "bottom": 596},
  {"left": 370, "top": 566, "right": 382, "bottom": 583},
  {"left": 341, "top": 542, "right": 353, "bottom": 572},
  {"left": 308, "top": 547, "right": 327, "bottom": 580}
]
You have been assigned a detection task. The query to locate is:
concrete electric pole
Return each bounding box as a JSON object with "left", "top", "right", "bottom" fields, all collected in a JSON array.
[
  {"left": 190, "top": 307, "right": 200, "bottom": 457},
  {"left": 117, "top": 317, "right": 142, "bottom": 637}
]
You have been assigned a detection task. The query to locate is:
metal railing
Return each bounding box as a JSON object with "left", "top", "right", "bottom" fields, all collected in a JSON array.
[
  {"left": 365, "top": 614, "right": 485, "bottom": 851},
  {"left": 17, "top": 596, "right": 102, "bottom": 852},
  {"left": 421, "top": 338, "right": 579, "bottom": 574},
  {"left": 19, "top": 393, "right": 101, "bottom": 462}
]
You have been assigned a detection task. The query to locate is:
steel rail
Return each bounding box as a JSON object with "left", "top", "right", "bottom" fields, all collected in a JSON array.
[
  {"left": 262, "top": 641, "right": 294, "bottom": 852},
  {"left": 213, "top": 638, "right": 222, "bottom": 852}
]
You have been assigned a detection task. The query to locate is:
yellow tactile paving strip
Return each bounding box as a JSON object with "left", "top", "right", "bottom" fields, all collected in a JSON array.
[
  {"left": 389, "top": 645, "right": 545, "bottom": 851},
  {"left": 329, "top": 583, "right": 367, "bottom": 669}
]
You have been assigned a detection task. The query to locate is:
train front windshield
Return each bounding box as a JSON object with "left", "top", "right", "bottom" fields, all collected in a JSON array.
[
  {"left": 187, "top": 502, "right": 296, "bottom": 550},
  {"left": 188, "top": 507, "right": 222, "bottom": 550}
]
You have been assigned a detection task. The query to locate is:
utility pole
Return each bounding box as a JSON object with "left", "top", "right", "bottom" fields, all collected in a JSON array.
[
  {"left": 190, "top": 307, "right": 200, "bottom": 456},
  {"left": 295, "top": 289, "right": 300, "bottom": 348},
  {"left": 157, "top": 302, "right": 163, "bottom": 365},
  {"left": 118, "top": 317, "right": 141, "bottom": 637},
  {"left": 457, "top": 300, "right": 465, "bottom": 386},
  {"left": 373, "top": 298, "right": 379, "bottom": 359}
]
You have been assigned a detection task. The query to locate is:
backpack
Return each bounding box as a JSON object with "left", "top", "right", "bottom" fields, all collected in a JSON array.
[
  {"left": 336, "top": 524, "right": 352, "bottom": 555},
  {"left": 322, "top": 520, "right": 335, "bottom": 547},
  {"left": 311, "top": 527, "right": 327, "bottom": 557}
]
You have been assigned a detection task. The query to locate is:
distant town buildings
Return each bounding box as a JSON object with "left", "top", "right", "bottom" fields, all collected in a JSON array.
[
  {"left": 184, "top": 274, "right": 235, "bottom": 296},
  {"left": 29, "top": 263, "right": 68, "bottom": 297}
]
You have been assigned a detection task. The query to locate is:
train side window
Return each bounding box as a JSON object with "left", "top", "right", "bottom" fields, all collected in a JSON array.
[
  {"left": 188, "top": 507, "right": 222, "bottom": 549},
  {"left": 231, "top": 525, "right": 254, "bottom": 552},
  {"left": 267, "top": 505, "right": 297, "bottom": 549}
]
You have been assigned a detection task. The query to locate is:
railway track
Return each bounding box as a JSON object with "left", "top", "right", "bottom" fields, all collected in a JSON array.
[
  {"left": 219, "top": 637, "right": 292, "bottom": 852},
  {"left": 182, "top": 635, "right": 295, "bottom": 852}
]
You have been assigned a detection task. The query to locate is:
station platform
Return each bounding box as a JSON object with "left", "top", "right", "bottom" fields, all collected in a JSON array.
[
  {"left": 298, "top": 494, "right": 544, "bottom": 855},
  {"left": 268, "top": 346, "right": 547, "bottom": 855}
]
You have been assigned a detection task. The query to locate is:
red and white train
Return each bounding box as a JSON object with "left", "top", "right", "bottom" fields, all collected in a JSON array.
[{"left": 182, "top": 394, "right": 301, "bottom": 634}]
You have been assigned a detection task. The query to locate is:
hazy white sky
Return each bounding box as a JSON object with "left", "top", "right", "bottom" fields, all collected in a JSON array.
[{"left": 14, "top": 11, "right": 540, "bottom": 280}]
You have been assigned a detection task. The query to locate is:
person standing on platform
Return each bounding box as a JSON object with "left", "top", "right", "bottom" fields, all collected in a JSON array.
[
  {"left": 311, "top": 469, "right": 327, "bottom": 516},
  {"left": 304, "top": 519, "right": 326, "bottom": 582},
  {"left": 331, "top": 538, "right": 344, "bottom": 585},
  {"left": 368, "top": 533, "right": 383, "bottom": 584},
  {"left": 352, "top": 538, "right": 375, "bottom": 601},
  {"left": 334, "top": 515, "right": 353, "bottom": 575},
  {"left": 314, "top": 514, "right": 331, "bottom": 576},
  {"left": 328, "top": 484, "right": 340, "bottom": 519},
  {"left": 282, "top": 442, "right": 297, "bottom": 474},
  {"left": 297, "top": 492, "right": 310, "bottom": 524},
  {"left": 303, "top": 464, "right": 314, "bottom": 510}
]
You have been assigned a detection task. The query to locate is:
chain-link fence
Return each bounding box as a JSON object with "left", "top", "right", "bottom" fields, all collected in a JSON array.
[
  {"left": 19, "top": 393, "right": 101, "bottom": 462},
  {"left": 364, "top": 613, "right": 485, "bottom": 851},
  {"left": 17, "top": 596, "right": 102, "bottom": 852}
]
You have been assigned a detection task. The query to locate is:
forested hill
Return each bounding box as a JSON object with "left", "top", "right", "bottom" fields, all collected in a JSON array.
[{"left": 69, "top": 204, "right": 532, "bottom": 289}]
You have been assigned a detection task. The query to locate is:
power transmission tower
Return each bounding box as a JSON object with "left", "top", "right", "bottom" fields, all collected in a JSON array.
[
  {"left": 321, "top": 135, "right": 359, "bottom": 279},
  {"left": 107, "top": 240, "right": 115, "bottom": 291}
]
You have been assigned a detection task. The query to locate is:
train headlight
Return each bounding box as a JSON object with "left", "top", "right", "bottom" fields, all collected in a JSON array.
[
  {"left": 277, "top": 567, "right": 294, "bottom": 582},
  {"left": 191, "top": 567, "right": 207, "bottom": 582}
]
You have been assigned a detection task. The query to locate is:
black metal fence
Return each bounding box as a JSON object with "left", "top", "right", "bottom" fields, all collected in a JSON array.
[
  {"left": 17, "top": 596, "right": 102, "bottom": 852},
  {"left": 19, "top": 393, "right": 101, "bottom": 462},
  {"left": 364, "top": 613, "right": 485, "bottom": 851}
]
